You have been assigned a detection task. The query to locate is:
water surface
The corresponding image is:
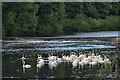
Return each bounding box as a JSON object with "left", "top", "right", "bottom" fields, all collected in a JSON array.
[{"left": 2, "top": 31, "right": 119, "bottom": 79}]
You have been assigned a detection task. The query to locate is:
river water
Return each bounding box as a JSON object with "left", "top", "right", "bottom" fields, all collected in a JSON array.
[
  {"left": 61, "top": 31, "right": 119, "bottom": 38},
  {"left": 2, "top": 31, "right": 119, "bottom": 79}
]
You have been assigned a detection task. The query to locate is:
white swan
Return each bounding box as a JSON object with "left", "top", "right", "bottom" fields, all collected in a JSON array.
[
  {"left": 98, "top": 58, "right": 104, "bottom": 64},
  {"left": 37, "top": 59, "right": 44, "bottom": 66},
  {"left": 72, "top": 62, "right": 78, "bottom": 68},
  {"left": 89, "top": 57, "right": 97, "bottom": 65},
  {"left": 49, "top": 60, "right": 58, "bottom": 68},
  {"left": 82, "top": 59, "right": 89, "bottom": 65},
  {"left": 62, "top": 54, "right": 66, "bottom": 61},
  {"left": 37, "top": 63, "right": 42, "bottom": 68},
  {"left": 92, "top": 53, "right": 95, "bottom": 56},
  {"left": 23, "top": 61, "right": 31, "bottom": 68},
  {"left": 36, "top": 55, "right": 44, "bottom": 69},
  {"left": 48, "top": 55, "right": 57, "bottom": 61},
  {"left": 104, "top": 56, "right": 111, "bottom": 64},
  {"left": 57, "top": 56, "right": 62, "bottom": 61},
  {"left": 49, "top": 61, "right": 58, "bottom": 70},
  {"left": 70, "top": 53, "right": 77, "bottom": 60},
  {"left": 65, "top": 56, "right": 70, "bottom": 61},
  {"left": 37, "top": 54, "right": 42, "bottom": 60},
  {"left": 89, "top": 61, "right": 97, "bottom": 65},
  {"left": 79, "top": 61, "right": 84, "bottom": 65},
  {"left": 72, "top": 60, "right": 78, "bottom": 67}
]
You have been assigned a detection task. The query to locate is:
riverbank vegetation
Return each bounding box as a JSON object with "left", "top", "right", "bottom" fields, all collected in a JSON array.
[{"left": 2, "top": 2, "right": 120, "bottom": 37}]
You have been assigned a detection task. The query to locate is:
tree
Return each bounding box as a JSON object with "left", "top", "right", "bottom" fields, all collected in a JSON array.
[
  {"left": 2, "top": 2, "right": 39, "bottom": 37},
  {"left": 2, "top": 2, "right": 119, "bottom": 37},
  {"left": 36, "top": 2, "right": 66, "bottom": 36}
]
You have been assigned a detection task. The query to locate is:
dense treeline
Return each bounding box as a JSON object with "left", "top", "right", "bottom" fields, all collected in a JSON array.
[{"left": 2, "top": 2, "right": 120, "bottom": 37}]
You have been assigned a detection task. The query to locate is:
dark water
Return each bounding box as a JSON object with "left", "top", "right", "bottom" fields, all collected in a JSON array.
[{"left": 2, "top": 31, "right": 119, "bottom": 79}]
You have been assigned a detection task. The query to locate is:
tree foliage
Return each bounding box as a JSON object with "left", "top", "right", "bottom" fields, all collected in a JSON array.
[{"left": 2, "top": 2, "right": 120, "bottom": 37}]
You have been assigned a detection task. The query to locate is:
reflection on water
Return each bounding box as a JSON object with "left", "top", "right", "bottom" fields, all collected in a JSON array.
[{"left": 2, "top": 37, "right": 119, "bottom": 79}]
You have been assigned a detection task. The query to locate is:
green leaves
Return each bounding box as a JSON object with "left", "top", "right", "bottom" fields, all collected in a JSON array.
[
  {"left": 3, "top": 2, "right": 39, "bottom": 37},
  {"left": 2, "top": 2, "right": 119, "bottom": 37},
  {"left": 36, "top": 3, "right": 66, "bottom": 37}
]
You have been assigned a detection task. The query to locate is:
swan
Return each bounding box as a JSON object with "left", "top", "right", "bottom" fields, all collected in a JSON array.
[
  {"left": 98, "top": 58, "right": 104, "bottom": 64},
  {"left": 96, "top": 55, "right": 102, "bottom": 59},
  {"left": 92, "top": 53, "right": 95, "bottom": 56},
  {"left": 62, "top": 54, "right": 66, "bottom": 61},
  {"left": 36, "top": 55, "right": 44, "bottom": 68},
  {"left": 48, "top": 55, "right": 57, "bottom": 61},
  {"left": 37, "top": 54, "right": 42, "bottom": 60},
  {"left": 89, "top": 57, "right": 97, "bottom": 65},
  {"left": 49, "top": 61, "right": 58, "bottom": 70},
  {"left": 79, "top": 61, "right": 84, "bottom": 65},
  {"left": 83, "top": 57, "right": 89, "bottom": 61},
  {"left": 72, "top": 58, "right": 79, "bottom": 67},
  {"left": 72, "top": 61, "right": 78, "bottom": 67},
  {"left": 104, "top": 56, "right": 111, "bottom": 64},
  {"left": 82, "top": 59, "right": 89, "bottom": 65},
  {"left": 49, "top": 61, "right": 58, "bottom": 67},
  {"left": 23, "top": 61, "right": 31, "bottom": 68},
  {"left": 37, "top": 59, "right": 44, "bottom": 66},
  {"left": 37, "top": 63, "right": 42, "bottom": 68},
  {"left": 65, "top": 56, "right": 70, "bottom": 61},
  {"left": 88, "top": 56, "right": 92, "bottom": 59},
  {"left": 70, "top": 53, "right": 77, "bottom": 59},
  {"left": 57, "top": 58, "right": 62, "bottom": 61},
  {"left": 21, "top": 54, "right": 26, "bottom": 60},
  {"left": 57, "top": 56, "right": 62, "bottom": 61},
  {"left": 73, "top": 59, "right": 79, "bottom": 63},
  {"left": 89, "top": 61, "right": 97, "bottom": 65},
  {"left": 68, "top": 57, "right": 73, "bottom": 62}
]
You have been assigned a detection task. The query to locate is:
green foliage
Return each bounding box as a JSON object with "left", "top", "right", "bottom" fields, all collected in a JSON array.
[
  {"left": 65, "top": 2, "right": 83, "bottom": 19},
  {"left": 2, "top": 2, "right": 120, "bottom": 37},
  {"left": 2, "top": 11, "right": 18, "bottom": 37},
  {"left": 91, "top": 16, "right": 120, "bottom": 31},
  {"left": 2, "top": 2, "right": 39, "bottom": 37},
  {"left": 36, "top": 3, "right": 65, "bottom": 36}
]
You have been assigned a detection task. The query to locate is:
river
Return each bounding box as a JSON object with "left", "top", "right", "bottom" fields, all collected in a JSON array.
[{"left": 2, "top": 31, "right": 119, "bottom": 79}]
